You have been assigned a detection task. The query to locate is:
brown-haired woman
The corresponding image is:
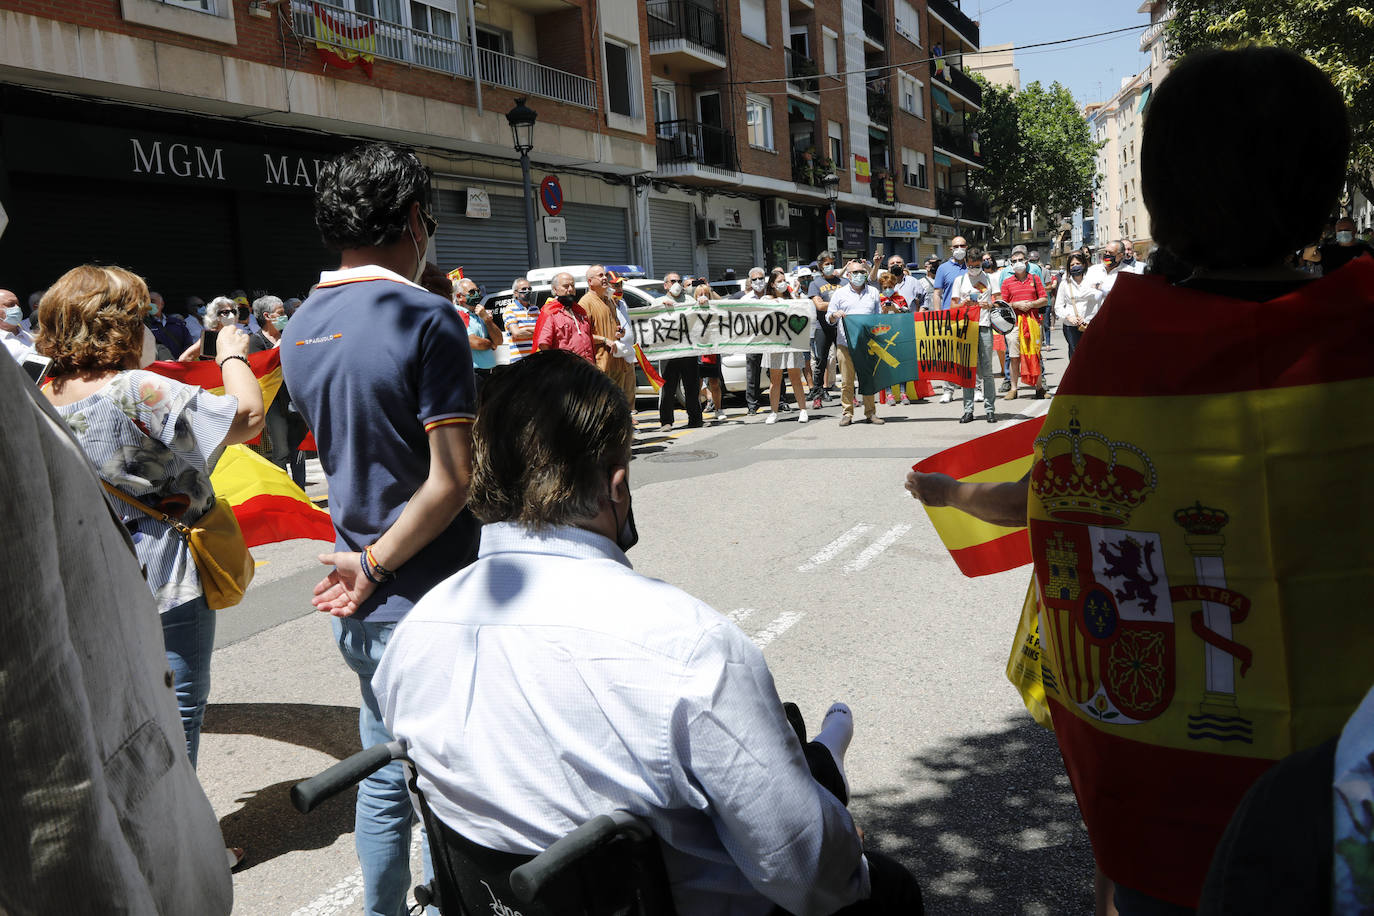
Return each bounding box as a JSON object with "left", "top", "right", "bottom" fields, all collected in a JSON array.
[{"left": 38, "top": 265, "right": 264, "bottom": 788}]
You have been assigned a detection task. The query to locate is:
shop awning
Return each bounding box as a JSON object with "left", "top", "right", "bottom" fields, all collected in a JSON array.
[
  {"left": 1136, "top": 85, "right": 1152, "bottom": 112},
  {"left": 934, "top": 152, "right": 952, "bottom": 167},
  {"left": 787, "top": 98, "right": 817, "bottom": 121},
  {"left": 931, "top": 87, "right": 956, "bottom": 114}
]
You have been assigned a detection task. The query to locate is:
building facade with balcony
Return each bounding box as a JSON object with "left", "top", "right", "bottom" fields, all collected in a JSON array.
[
  {"left": 0, "top": 0, "right": 658, "bottom": 299},
  {"left": 642, "top": 0, "right": 984, "bottom": 280},
  {"left": 922, "top": 0, "right": 989, "bottom": 253}
]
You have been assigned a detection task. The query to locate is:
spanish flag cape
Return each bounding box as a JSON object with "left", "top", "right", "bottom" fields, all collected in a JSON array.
[
  {"left": 1021, "top": 259, "right": 1374, "bottom": 906},
  {"left": 148, "top": 350, "right": 334, "bottom": 547}
]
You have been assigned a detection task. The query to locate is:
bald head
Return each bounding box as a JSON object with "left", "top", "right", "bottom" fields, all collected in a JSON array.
[{"left": 551, "top": 272, "right": 576, "bottom": 297}]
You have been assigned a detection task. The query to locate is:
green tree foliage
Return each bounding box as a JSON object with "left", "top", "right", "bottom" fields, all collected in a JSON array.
[
  {"left": 1168, "top": 0, "right": 1374, "bottom": 196},
  {"left": 967, "top": 77, "right": 1100, "bottom": 243}
]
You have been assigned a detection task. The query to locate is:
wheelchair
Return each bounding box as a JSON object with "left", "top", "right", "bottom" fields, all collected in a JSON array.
[{"left": 292, "top": 741, "right": 678, "bottom": 916}]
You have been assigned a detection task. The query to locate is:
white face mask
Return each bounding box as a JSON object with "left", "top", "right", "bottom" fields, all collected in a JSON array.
[
  {"left": 696, "top": 296, "right": 710, "bottom": 305},
  {"left": 668, "top": 282, "right": 683, "bottom": 297},
  {"left": 139, "top": 327, "right": 157, "bottom": 368},
  {"left": 1012, "top": 260, "right": 1028, "bottom": 274},
  {"left": 952, "top": 246, "right": 967, "bottom": 260},
  {"left": 849, "top": 273, "right": 866, "bottom": 288},
  {"left": 822, "top": 264, "right": 835, "bottom": 277},
  {"left": 967, "top": 267, "right": 983, "bottom": 278},
  {"left": 751, "top": 278, "right": 766, "bottom": 292},
  {"left": 773, "top": 280, "right": 788, "bottom": 292},
  {"left": 1337, "top": 231, "right": 1355, "bottom": 245}
]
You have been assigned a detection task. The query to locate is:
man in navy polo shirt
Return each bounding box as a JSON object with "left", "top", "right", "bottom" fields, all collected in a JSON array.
[{"left": 282, "top": 143, "right": 478, "bottom": 916}]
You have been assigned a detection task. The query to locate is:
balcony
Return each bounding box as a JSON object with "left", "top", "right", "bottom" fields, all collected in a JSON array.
[
  {"left": 932, "top": 122, "right": 981, "bottom": 166},
  {"left": 655, "top": 120, "right": 740, "bottom": 183},
  {"left": 861, "top": 2, "right": 885, "bottom": 48},
  {"left": 647, "top": 0, "right": 727, "bottom": 73},
  {"left": 936, "top": 188, "right": 990, "bottom": 224},
  {"left": 871, "top": 174, "right": 894, "bottom": 205},
  {"left": 930, "top": 60, "right": 983, "bottom": 109},
  {"left": 785, "top": 48, "right": 820, "bottom": 100},
  {"left": 867, "top": 88, "right": 892, "bottom": 125},
  {"left": 927, "top": 0, "right": 980, "bottom": 50},
  {"left": 290, "top": 1, "right": 595, "bottom": 108},
  {"left": 792, "top": 154, "right": 835, "bottom": 187}
]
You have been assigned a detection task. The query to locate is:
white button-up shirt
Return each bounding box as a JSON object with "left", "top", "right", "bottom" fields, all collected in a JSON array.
[
  {"left": 1082, "top": 262, "right": 1128, "bottom": 301},
  {"left": 373, "top": 522, "right": 868, "bottom": 916},
  {"left": 826, "top": 282, "right": 882, "bottom": 348},
  {"left": 2, "top": 326, "right": 35, "bottom": 362}
]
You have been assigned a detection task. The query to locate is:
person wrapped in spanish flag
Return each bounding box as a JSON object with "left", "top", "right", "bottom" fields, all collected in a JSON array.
[{"left": 905, "top": 47, "right": 1374, "bottom": 914}]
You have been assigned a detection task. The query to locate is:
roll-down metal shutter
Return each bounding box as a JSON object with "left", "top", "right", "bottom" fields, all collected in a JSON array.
[
  {"left": 648, "top": 198, "right": 694, "bottom": 278},
  {"left": 434, "top": 190, "right": 530, "bottom": 295},
  {"left": 558, "top": 202, "right": 630, "bottom": 265},
  {"left": 706, "top": 227, "right": 757, "bottom": 279}
]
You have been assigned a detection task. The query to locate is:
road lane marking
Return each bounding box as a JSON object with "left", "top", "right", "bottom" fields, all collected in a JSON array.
[
  {"left": 751, "top": 612, "right": 804, "bottom": 649},
  {"left": 726, "top": 608, "right": 756, "bottom": 625},
  {"left": 843, "top": 524, "right": 913, "bottom": 573},
  {"left": 292, "top": 832, "right": 423, "bottom": 916},
  {"left": 798, "top": 524, "right": 872, "bottom": 571}
]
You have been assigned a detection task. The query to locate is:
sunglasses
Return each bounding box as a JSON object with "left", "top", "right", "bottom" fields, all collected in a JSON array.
[{"left": 215, "top": 308, "right": 237, "bottom": 318}]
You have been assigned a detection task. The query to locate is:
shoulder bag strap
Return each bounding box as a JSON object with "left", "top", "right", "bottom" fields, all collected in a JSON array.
[{"left": 100, "top": 480, "right": 193, "bottom": 536}]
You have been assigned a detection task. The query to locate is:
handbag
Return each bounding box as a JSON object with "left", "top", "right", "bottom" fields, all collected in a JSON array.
[{"left": 101, "top": 481, "right": 255, "bottom": 610}]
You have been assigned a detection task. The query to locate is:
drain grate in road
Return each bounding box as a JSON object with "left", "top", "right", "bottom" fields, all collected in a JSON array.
[{"left": 645, "top": 449, "right": 718, "bottom": 463}]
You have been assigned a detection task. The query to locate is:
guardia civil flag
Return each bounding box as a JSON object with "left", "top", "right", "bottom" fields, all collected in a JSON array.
[
  {"left": 1023, "top": 261, "right": 1374, "bottom": 907},
  {"left": 148, "top": 350, "right": 333, "bottom": 547},
  {"left": 841, "top": 313, "right": 918, "bottom": 396}
]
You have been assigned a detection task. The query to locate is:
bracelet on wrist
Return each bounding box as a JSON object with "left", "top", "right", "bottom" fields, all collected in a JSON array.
[
  {"left": 217, "top": 354, "right": 249, "bottom": 370},
  {"left": 363, "top": 544, "right": 396, "bottom": 583},
  {"left": 359, "top": 549, "right": 381, "bottom": 585}
]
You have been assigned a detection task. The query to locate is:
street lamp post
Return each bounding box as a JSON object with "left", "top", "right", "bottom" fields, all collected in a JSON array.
[
  {"left": 822, "top": 171, "right": 839, "bottom": 253},
  {"left": 507, "top": 97, "right": 539, "bottom": 270},
  {"left": 952, "top": 198, "right": 964, "bottom": 241}
]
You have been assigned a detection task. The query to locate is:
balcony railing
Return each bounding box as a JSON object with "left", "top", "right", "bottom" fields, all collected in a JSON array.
[
  {"left": 785, "top": 48, "right": 819, "bottom": 96},
  {"left": 290, "top": 0, "right": 595, "bottom": 108},
  {"left": 655, "top": 120, "right": 738, "bottom": 172},
  {"left": 930, "top": 60, "right": 983, "bottom": 107},
  {"left": 646, "top": 0, "right": 725, "bottom": 55},
  {"left": 936, "top": 188, "right": 989, "bottom": 224},
  {"left": 932, "top": 122, "right": 980, "bottom": 162},
  {"left": 792, "top": 154, "right": 835, "bottom": 187},
  {"left": 927, "top": 0, "right": 980, "bottom": 49},
  {"left": 861, "top": 2, "right": 885, "bottom": 44}
]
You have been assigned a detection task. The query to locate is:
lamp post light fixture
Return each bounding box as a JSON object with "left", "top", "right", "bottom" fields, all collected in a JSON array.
[
  {"left": 507, "top": 97, "right": 539, "bottom": 269},
  {"left": 952, "top": 197, "right": 964, "bottom": 240},
  {"left": 822, "top": 171, "right": 839, "bottom": 251}
]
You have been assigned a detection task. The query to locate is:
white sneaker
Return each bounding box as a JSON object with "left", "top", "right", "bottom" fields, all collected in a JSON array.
[
  {"left": 939, "top": 390, "right": 953, "bottom": 404},
  {"left": 974, "top": 389, "right": 984, "bottom": 402},
  {"left": 798, "top": 409, "right": 809, "bottom": 423},
  {"left": 765, "top": 412, "right": 778, "bottom": 424}
]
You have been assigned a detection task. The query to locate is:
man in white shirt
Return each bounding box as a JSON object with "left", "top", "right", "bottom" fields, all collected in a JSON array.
[
  {"left": 827, "top": 260, "right": 884, "bottom": 426},
  {"left": 869, "top": 253, "right": 927, "bottom": 310},
  {"left": 949, "top": 247, "right": 998, "bottom": 424},
  {"left": 0, "top": 289, "right": 36, "bottom": 362},
  {"left": 1084, "top": 241, "right": 1132, "bottom": 296},
  {"left": 373, "top": 350, "right": 923, "bottom": 916}
]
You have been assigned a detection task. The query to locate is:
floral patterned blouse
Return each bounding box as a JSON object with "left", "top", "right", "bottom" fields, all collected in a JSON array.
[{"left": 55, "top": 370, "right": 238, "bottom": 613}]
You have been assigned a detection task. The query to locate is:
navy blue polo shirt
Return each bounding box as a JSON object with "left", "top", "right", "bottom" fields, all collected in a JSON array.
[{"left": 281, "top": 266, "right": 480, "bottom": 623}]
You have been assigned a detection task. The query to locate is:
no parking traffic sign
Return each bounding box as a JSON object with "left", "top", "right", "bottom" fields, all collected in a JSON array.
[{"left": 539, "top": 175, "right": 563, "bottom": 216}]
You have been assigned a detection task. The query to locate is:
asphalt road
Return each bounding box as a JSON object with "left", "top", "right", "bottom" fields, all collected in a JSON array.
[{"left": 198, "top": 344, "right": 1094, "bottom": 915}]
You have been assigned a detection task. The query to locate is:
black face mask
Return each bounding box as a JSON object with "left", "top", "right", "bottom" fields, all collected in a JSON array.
[
  {"left": 1069, "top": 264, "right": 1086, "bottom": 277},
  {"left": 557, "top": 293, "right": 578, "bottom": 306},
  {"left": 609, "top": 471, "right": 638, "bottom": 552}
]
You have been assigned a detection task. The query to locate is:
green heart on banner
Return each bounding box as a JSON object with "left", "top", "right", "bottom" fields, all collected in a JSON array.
[{"left": 787, "top": 314, "right": 809, "bottom": 336}]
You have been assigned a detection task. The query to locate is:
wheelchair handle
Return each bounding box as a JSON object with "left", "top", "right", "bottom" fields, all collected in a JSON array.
[
  {"left": 508, "top": 811, "right": 652, "bottom": 903},
  {"left": 291, "top": 741, "right": 405, "bottom": 814}
]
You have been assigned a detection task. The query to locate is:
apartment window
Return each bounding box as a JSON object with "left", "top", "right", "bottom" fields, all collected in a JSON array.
[
  {"left": 653, "top": 82, "right": 677, "bottom": 130},
  {"left": 162, "top": 0, "right": 213, "bottom": 10},
  {"left": 741, "top": 0, "right": 767, "bottom": 44},
  {"left": 901, "top": 148, "right": 927, "bottom": 188},
  {"left": 898, "top": 72, "right": 923, "bottom": 117},
  {"left": 356, "top": 0, "right": 402, "bottom": 22},
  {"left": 605, "top": 40, "right": 638, "bottom": 118},
  {"left": 894, "top": 0, "right": 919, "bottom": 44},
  {"left": 409, "top": 1, "right": 453, "bottom": 36},
  {"left": 823, "top": 30, "right": 839, "bottom": 75},
  {"left": 746, "top": 95, "right": 774, "bottom": 150},
  {"left": 828, "top": 120, "right": 843, "bottom": 167},
  {"left": 1019, "top": 210, "right": 1033, "bottom": 233}
]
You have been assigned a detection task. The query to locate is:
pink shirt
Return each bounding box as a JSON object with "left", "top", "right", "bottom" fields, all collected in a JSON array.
[{"left": 533, "top": 299, "right": 595, "bottom": 363}]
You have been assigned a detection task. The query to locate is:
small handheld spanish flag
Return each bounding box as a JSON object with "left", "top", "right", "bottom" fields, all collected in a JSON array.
[{"left": 447, "top": 267, "right": 465, "bottom": 283}]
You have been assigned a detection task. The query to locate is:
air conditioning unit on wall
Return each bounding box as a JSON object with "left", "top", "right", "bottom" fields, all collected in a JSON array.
[
  {"left": 763, "top": 197, "right": 790, "bottom": 228},
  {"left": 697, "top": 216, "right": 721, "bottom": 243}
]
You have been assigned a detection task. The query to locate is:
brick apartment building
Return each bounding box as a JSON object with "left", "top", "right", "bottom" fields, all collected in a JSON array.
[{"left": 0, "top": 0, "right": 987, "bottom": 299}]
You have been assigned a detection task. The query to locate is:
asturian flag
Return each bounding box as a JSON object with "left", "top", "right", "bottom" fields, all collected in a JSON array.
[{"left": 148, "top": 350, "right": 333, "bottom": 547}]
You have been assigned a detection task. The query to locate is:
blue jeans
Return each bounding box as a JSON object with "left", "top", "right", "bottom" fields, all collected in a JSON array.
[
  {"left": 333, "top": 616, "right": 435, "bottom": 916},
  {"left": 161, "top": 595, "right": 215, "bottom": 768},
  {"left": 1063, "top": 324, "right": 1084, "bottom": 358},
  {"left": 962, "top": 326, "right": 999, "bottom": 414}
]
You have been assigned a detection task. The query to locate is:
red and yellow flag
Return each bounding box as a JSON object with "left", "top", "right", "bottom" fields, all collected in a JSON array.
[
  {"left": 634, "top": 344, "right": 664, "bottom": 391},
  {"left": 311, "top": 2, "right": 376, "bottom": 77},
  {"left": 148, "top": 350, "right": 333, "bottom": 547},
  {"left": 1023, "top": 260, "right": 1374, "bottom": 906},
  {"left": 911, "top": 415, "right": 1043, "bottom": 577}
]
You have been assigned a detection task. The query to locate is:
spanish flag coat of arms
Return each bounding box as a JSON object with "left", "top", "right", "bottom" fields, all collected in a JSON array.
[{"left": 1024, "top": 259, "right": 1374, "bottom": 906}]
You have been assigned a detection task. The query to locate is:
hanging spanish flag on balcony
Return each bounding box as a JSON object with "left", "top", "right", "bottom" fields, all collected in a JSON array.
[
  {"left": 147, "top": 350, "right": 334, "bottom": 547},
  {"left": 311, "top": 2, "right": 377, "bottom": 78},
  {"left": 853, "top": 154, "right": 870, "bottom": 184},
  {"left": 1020, "top": 262, "right": 1374, "bottom": 907}
]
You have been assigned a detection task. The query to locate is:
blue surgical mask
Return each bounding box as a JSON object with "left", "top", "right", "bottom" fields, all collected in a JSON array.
[
  {"left": 849, "top": 272, "right": 866, "bottom": 287},
  {"left": 822, "top": 264, "right": 835, "bottom": 277},
  {"left": 273, "top": 315, "right": 289, "bottom": 330},
  {"left": 1337, "top": 230, "right": 1355, "bottom": 245},
  {"left": 4, "top": 305, "right": 22, "bottom": 325}
]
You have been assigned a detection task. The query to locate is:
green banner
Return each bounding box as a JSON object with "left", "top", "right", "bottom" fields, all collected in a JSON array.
[{"left": 842, "top": 313, "right": 920, "bottom": 396}]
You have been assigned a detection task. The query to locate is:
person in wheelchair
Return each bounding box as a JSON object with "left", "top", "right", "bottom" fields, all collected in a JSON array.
[{"left": 373, "top": 350, "right": 922, "bottom": 915}]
